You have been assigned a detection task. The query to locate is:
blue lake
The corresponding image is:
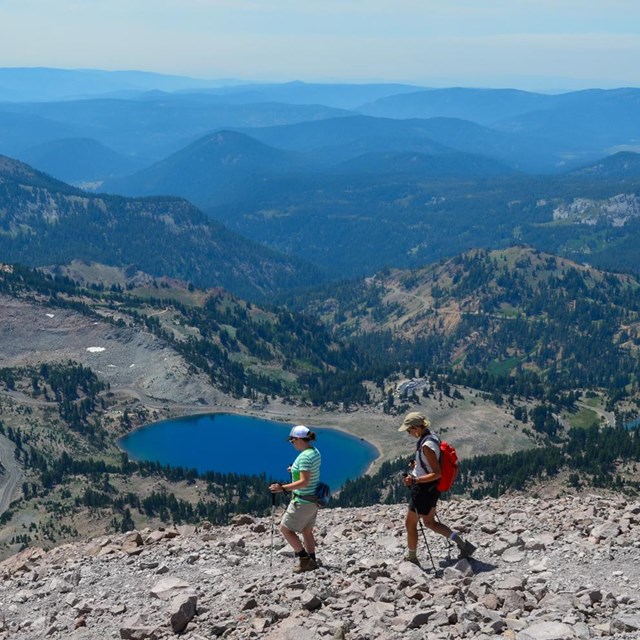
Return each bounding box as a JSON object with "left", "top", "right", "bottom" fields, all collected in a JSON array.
[
  {"left": 117, "top": 413, "right": 379, "bottom": 489},
  {"left": 625, "top": 417, "right": 640, "bottom": 431}
]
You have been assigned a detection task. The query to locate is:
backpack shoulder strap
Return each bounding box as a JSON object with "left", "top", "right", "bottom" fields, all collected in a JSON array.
[
  {"left": 424, "top": 433, "right": 440, "bottom": 446},
  {"left": 416, "top": 432, "right": 440, "bottom": 470}
]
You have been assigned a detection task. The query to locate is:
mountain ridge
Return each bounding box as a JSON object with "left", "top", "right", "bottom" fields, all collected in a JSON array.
[
  {"left": 16, "top": 137, "right": 143, "bottom": 184},
  {"left": 291, "top": 246, "right": 640, "bottom": 398},
  {"left": 0, "top": 155, "right": 321, "bottom": 300},
  {"left": 104, "top": 125, "right": 515, "bottom": 208},
  {"left": 105, "top": 130, "right": 309, "bottom": 205}
]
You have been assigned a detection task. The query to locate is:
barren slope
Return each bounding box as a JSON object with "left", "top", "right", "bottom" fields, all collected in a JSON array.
[{"left": 0, "top": 295, "right": 217, "bottom": 405}]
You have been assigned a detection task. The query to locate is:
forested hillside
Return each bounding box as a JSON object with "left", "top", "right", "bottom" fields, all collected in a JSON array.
[
  {"left": 0, "top": 263, "right": 365, "bottom": 403},
  {"left": 336, "top": 422, "right": 640, "bottom": 507},
  {"left": 4, "top": 247, "right": 639, "bottom": 419},
  {"left": 286, "top": 247, "right": 640, "bottom": 412},
  {"left": 1, "top": 247, "right": 640, "bottom": 556},
  {"left": 203, "top": 160, "right": 640, "bottom": 278},
  {"left": 0, "top": 156, "right": 321, "bottom": 300}
]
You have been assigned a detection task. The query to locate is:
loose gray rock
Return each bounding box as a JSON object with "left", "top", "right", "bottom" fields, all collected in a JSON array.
[
  {"left": 169, "top": 593, "right": 197, "bottom": 633},
  {"left": 0, "top": 494, "right": 638, "bottom": 640},
  {"left": 517, "top": 621, "right": 576, "bottom": 640},
  {"left": 611, "top": 612, "right": 640, "bottom": 633},
  {"left": 150, "top": 576, "right": 191, "bottom": 601}
]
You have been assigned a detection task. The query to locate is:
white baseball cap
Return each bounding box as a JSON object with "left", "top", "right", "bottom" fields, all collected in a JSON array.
[{"left": 289, "top": 425, "right": 311, "bottom": 439}]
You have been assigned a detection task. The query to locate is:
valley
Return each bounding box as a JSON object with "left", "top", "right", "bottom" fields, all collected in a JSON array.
[
  {"left": 1, "top": 248, "right": 638, "bottom": 560},
  {"left": 0, "top": 71, "right": 639, "bottom": 569}
]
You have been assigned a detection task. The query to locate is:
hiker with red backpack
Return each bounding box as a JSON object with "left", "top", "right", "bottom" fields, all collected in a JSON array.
[{"left": 399, "top": 411, "right": 476, "bottom": 564}]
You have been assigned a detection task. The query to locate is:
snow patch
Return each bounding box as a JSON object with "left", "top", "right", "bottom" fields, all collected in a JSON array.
[{"left": 86, "top": 347, "right": 106, "bottom": 353}]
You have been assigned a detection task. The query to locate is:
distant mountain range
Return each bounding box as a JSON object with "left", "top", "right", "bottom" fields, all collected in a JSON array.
[
  {"left": 174, "top": 80, "right": 423, "bottom": 110},
  {"left": 359, "top": 87, "right": 555, "bottom": 124},
  {"left": 104, "top": 126, "right": 514, "bottom": 208},
  {"left": 3, "top": 144, "right": 640, "bottom": 287},
  {"left": 2, "top": 69, "right": 640, "bottom": 286},
  {"left": 16, "top": 137, "right": 144, "bottom": 184},
  {"left": 0, "top": 156, "right": 321, "bottom": 300},
  {"left": 0, "top": 67, "right": 235, "bottom": 102},
  {"left": 105, "top": 131, "right": 309, "bottom": 205},
  {"left": 234, "top": 115, "right": 546, "bottom": 169},
  {"left": 359, "top": 87, "right": 640, "bottom": 154},
  {"left": 0, "top": 96, "right": 350, "bottom": 165},
  {"left": 1, "top": 72, "right": 639, "bottom": 185}
]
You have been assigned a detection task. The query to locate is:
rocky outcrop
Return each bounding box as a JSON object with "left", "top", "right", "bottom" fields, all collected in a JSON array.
[
  {"left": 552, "top": 194, "right": 640, "bottom": 227},
  {"left": 0, "top": 493, "right": 639, "bottom": 639}
]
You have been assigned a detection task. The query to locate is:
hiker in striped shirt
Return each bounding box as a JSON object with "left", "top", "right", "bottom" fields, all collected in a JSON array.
[{"left": 270, "top": 425, "right": 322, "bottom": 572}]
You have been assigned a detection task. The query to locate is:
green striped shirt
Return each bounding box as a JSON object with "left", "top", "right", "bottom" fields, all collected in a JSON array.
[{"left": 291, "top": 447, "right": 321, "bottom": 504}]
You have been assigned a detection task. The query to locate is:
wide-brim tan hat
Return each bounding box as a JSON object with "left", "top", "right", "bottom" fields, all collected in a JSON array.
[{"left": 398, "top": 411, "right": 430, "bottom": 432}]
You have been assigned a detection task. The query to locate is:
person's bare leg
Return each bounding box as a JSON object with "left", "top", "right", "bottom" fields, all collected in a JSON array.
[
  {"left": 405, "top": 509, "right": 419, "bottom": 562},
  {"left": 421, "top": 507, "right": 452, "bottom": 538},
  {"left": 301, "top": 526, "right": 315, "bottom": 554},
  {"left": 280, "top": 525, "right": 303, "bottom": 553}
]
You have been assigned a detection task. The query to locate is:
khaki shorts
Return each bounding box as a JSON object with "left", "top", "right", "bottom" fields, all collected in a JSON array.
[{"left": 281, "top": 500, "right": 318, "bottom": 533}]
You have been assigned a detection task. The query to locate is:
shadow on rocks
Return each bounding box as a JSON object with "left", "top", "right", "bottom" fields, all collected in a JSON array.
[{"left": 436, "top": 556, "right": 498, "bottom": 575}]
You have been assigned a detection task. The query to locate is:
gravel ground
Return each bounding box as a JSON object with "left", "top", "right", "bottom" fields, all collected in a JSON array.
[{"left": 1, "top": 492, "right": 639, "bottom": 639}]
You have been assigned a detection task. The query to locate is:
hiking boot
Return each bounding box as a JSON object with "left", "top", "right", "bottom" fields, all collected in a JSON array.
[
  {"left": 458, "top": 540, "right": 477, "bottom": 559},
  {"left": 293, "top": 556, "right": 318, "bottom": 573},
  {"left": 404, "top": 555, "right": 421, "bottom": 566}
]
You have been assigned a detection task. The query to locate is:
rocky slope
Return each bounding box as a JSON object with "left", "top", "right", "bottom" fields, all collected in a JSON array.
[
  {"left": 0, "top": 294, "right": 218, "bottom": 406},
  {"left": 1, "top": 492, "right": 639, "bottom": 640}
]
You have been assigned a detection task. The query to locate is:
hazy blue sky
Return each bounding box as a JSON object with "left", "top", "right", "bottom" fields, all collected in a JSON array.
[{"left": 2, "top": 0, "right": 639, "bottom": 90}]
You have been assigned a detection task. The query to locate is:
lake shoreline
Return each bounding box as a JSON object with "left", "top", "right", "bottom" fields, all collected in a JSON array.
[
  {"left": 228, "top": 402, "right": 409, "bottom": 471},
  {"left": 117, "top": 402, "right": 409, "bottom": 483},
  {"left": 117, "top": 410, "right": 385, "bottom": 489}
]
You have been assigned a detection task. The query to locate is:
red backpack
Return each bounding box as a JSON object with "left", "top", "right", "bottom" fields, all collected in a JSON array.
[{"left": 419, "top": 434, "right": 459, "bottom": 492}]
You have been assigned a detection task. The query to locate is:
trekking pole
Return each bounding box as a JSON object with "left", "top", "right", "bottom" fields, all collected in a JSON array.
[
  {"left": 270, "top": 491, "right": 276, "bottom": 571},
  {"left": 418, "top": 520, "right": 439, "bottom": 575}
]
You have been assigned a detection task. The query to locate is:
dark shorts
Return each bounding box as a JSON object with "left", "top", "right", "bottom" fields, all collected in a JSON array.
[{"left": 408, "top": 482, "right": 440, "bottom": 516}]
